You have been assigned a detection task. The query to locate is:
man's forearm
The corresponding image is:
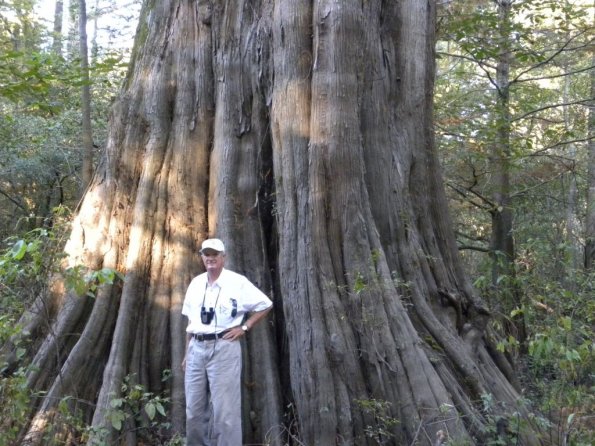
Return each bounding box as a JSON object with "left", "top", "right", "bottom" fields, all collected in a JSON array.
[{"left": 245, "top": 306, "right": 272, "bottom": 330}]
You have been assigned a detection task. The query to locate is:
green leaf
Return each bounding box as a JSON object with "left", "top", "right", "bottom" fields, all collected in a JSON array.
[
  {"left": 353, "top": 273, "right": 366, "bottom": 295},
  {"left": 16, "top": 347, "right": 26, "bottom": 360},
  {"left": 10, "top": 240, "right": 27, "bottom": 260},
  {"left": 156, "top": 402, "right": 166, "bottom": 417},
  {"left": 73, "top": 279, "right": 89, "bottom": 296},
  {"left": 110, "top": 411, "right": 125, "bottom": 431},
  {"left": 510, "top": 307, "right": 524, "bottom": 318},
  {"left": 564, "top": 349, "right": 581, "bottom": 362},
  {"left": 560, "top": 316, "right": 572, "bottom": 331},
  {"left": 145, "top": 402, "right": 156, "bottom": 420},
  {"left": 110, "top": 398, "right": 124, "bottom": 408}
]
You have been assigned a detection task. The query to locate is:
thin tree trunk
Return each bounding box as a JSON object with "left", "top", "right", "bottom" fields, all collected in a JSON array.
[
  {"left": 52, "top": 0, "right": 64, "bottom": 55},
  {"left": 490, "top": 0, "right": 526, "bottom": 346},
  {"left": 585, "top": 49, "right": 595, "bottom": 270},
  {"left": 563, "top": 71, "right": 581, "bottom": 283},
  {"left": 79, "top": 0, "right": 94, "bottom": 194},
  {"left": 91, "top": 0, "right": 99, "bottom": 63}
]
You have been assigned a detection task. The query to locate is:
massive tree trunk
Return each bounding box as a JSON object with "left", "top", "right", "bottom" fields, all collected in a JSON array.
[{"left": 8, "top": 1, "right": 544, "bottom": 445}]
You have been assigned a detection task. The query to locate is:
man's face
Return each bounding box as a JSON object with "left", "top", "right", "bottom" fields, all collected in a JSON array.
[{"left": 201, "top": 249, "right": 225, "bottom": 275}]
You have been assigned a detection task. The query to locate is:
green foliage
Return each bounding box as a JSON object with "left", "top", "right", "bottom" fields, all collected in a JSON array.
[
  {"left": 353, "top": 272, "right": 367, "bottom": 295},
  {"left": 0, "top": 364, "right": 31, "bottom": 446},
  {"left": 86, "top": 373, "right": 175, "bottom": 445},
  {"left": 0, "top": 50, "right": 60, "bottom": 113},
  {"left": 0, "top": 218, "right": 120, "bottom": 445},
  {"left": 436, "top": 0, "right": 592, "bottom": 266},
  {"left": 354, "top": 398, "right": 398, "bottom": 445},
  {"left": 0, "top": 315, "right": 32, "bottom": 446},
  {"left": 0, "top": 214, "right": 124, "bottom": 314},
  {"left": 479, "top": 393, "right": 522, "bottom": 446},
  {"left": 0, "top": 107, "right": 81, "bottom": 239},
  {"left": 478, "top": 256, "right": 594, "bottom": 444},
  {"left": 523, "top": 273, "right": 595, "bottom": 444},
  {"left": 9, "top": 377, "right": 178, "bottom": 446},
  {"left": 437, "top": 1, "right": 593, "bottom": 444},
  {"left": 0, "top": 0, "right": 139, "bottom": 241},
  {"left": 0, "top": 370, "right": 177, "bottom": 446},
  {"left": 111, "top": 376, "right": 167, "bottom": 430},
  {"left": 0, "top": 223, "right": 68, "bottom": 317},
  {"left": 63, "top": 265, "right": 124, "bottom": 298}
]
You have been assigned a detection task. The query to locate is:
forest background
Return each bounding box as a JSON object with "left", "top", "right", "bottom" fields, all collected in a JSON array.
[{"left": 0, "top": 0, "right": 593, "bottom": 445}]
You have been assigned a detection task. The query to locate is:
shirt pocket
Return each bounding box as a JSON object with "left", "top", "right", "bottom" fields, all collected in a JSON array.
[{"left": 219, "top": 297, "right": 238, "bottom": 318}]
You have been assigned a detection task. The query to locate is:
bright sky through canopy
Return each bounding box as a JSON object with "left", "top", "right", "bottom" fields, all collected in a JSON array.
[{"left": 34, "top": 0, "right": 139, "bottom": 52}]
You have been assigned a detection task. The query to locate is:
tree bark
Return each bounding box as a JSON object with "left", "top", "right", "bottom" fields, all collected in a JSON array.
[
  {"left": 79, "top": 0, "right": 94, "bottom": 193},
  {"left": 489, "top": 0, "right": 526, "bottom": 346},
  {"left": 585, "top": 49, "right": 595, "bottom": 270},
  {"left": 11, "top": 1, "right": 544, "bottom": 445},
  {"left": 563, "top": 67, "right": 581, "bottom": 284},
  {"left": 52, "top": 0, "right": 64, "bottom": 55}
]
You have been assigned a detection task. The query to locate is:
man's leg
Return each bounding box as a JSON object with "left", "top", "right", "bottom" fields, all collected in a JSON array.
[
  {"left": 185, "top": 340, "right": 212, "bottom": 446},
  {"left": 207, "top": 339, "right": 242, "bottom": 446}
]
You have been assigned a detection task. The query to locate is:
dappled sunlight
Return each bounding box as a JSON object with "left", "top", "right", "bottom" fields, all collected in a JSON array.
[
  {"left": 62, "top": 187, "right": 112, "bottom": 269},
  {"left": 23, "top": 408, "right": 53, "bottom": 446},
  {"left": 274, "top": 79, "right": 311, "bottom": 141},
  {"left": 124, "top": 214, "right": 147, "bottom": 270}
]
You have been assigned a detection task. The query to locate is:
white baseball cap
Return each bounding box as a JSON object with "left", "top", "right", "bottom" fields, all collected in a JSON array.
[{"left": 200, "top": 238, "right": 225, "bottom": 253}]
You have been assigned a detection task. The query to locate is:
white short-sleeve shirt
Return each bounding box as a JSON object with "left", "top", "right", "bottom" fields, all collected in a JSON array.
[{"left": 182, "top": 268, "right": 272, "bottom": 334}]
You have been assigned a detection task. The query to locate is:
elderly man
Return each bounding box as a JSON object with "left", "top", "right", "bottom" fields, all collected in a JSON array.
[{"left": 182, "top": 238, "right": 272, "bottom": 446}]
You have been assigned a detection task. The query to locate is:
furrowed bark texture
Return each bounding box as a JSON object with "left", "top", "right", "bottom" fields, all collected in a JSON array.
[{"left": 11, "top": 1, "right": 545, "bottom": 445}]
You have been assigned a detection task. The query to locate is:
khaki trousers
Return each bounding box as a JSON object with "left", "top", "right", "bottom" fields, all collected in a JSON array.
[{"left": 185, "top": 338, "right": 242, "bottom": 446}]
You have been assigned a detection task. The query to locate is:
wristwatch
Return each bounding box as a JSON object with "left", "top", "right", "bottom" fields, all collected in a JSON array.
[{"left": 241, "top": 324, "right": 249, "bottom": 332}]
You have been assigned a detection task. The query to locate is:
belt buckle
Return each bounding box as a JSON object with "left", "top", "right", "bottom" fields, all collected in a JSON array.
[{"left": 193, "top": 331, "right": 226, "bottom": 341}]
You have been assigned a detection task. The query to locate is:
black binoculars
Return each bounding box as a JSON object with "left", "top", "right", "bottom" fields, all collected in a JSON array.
[{"left": 201, "top": 307, "right": 215, "bottom": 324}]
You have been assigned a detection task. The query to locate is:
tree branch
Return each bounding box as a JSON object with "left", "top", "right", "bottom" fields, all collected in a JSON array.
[
  {"left": 525, "top": 136, "right": 595, "bottom": 157},
  {"left": 511, "top": 30, "right": 594, "bottom": 84},
  {"left": 513, "top": 97, "right": 594, "bottom": 122},
  {"left": 513, "top": 64, "right": 595, "bottom": 85},
  {"left": 455, "top": 231, "right": 490, "bottom": 253},
  {"left": 457, "top": 243, "right": 491, "bottom": 253},
  {"left": 446, "top": 180, "right": 494, "bottom": 211},
  {"left": 0, "top": 187, "right": 27, "bottom": 212}
]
